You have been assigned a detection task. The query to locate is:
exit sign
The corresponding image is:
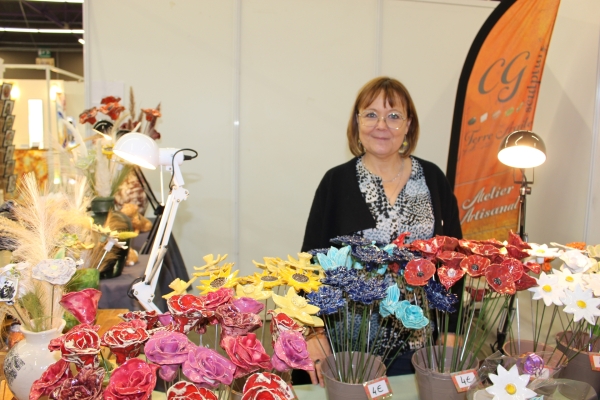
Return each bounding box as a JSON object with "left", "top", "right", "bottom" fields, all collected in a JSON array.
[{"left": 38, "top": 49, "right": 51, "bottom": 58}]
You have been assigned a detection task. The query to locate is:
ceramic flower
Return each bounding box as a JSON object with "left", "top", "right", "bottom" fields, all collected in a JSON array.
[
  {"left": 51, "top": 324, "right": 101, "bottom": 367},
  {"left": 141, "top": 107, "right": 162, "bottom": 121},
  {"left": 352, "top": 245, "right": 393, "bottom": 272},
  {"left": 193, "top": 254, "right": 230, "bottom": 276},
  {"left": 215, "top": 303, "right": 263, "bottom": 337},
  {"left": 436, "top": 251, "right": 466, "bottom": 269},
  {"left": 378, "top": 284, "right": 401, "bottom": 318},
  {"left": 30, "top": 359, "right": 74, "bottom": 400},
  {"left": 560, "top": 249, "right": 596, "bottom": 274},
  {"left": 101, "top": 320, "right": 150, "bottom": 365},
  {"left": 245, "top": 270, "right": 285, "bottom": 289},
  {"left": 528, "top": 272, "right": 565, "bottom": 306},
  {"left": 346, "top": 276, "right": 388, "bottom": 304},
  {"left": 461, "top": 254, "right": 490, "bottom": 277},
  {"left": 49, "top": 364, "right": 104, "bottom": 400},
  {"left": 514, "top": 273, "right": 537, "bottom": 291},
  {"left": 395, "top": 300, "right": 429, "bottom": 329},
  {"left": 278, "top": 266, "right": 321, "bottom": 293},
  {"left": 242, "top": 372, "right": 295, "bottom": 400},
  {"left": 182, "top": 344, "right": 237, "bottom": 387},
  {"left": 424, "top": 280, "right": 458, "bottom": 313},
  {"left": 527, "top": 243, "right": 560, "bottom": 263},
  {"left": 252, "top": 256, "right": 285, "bottom": 274},
  {"left": 59, "top": 288, "right": 102, "bottom": 325},
  {"left": 235, "top": 282, "right": 272, "bottom": 301},
  {"left": 485, "top": 264, "right": 516, "bottom": 295},
  {"left": 306, "top": 285, "right": 346, "bottom": 315},
  {"left": 272, "top": 287, "right": 323, "bottom": 326},
  {"left": 561, "top": 284, "right": 600, "bottom": 324},
  {"left": 408, "top": 239, "right": 438, "bottom": 259},
  {"left": 485, "top": 364, "right": 537, "bottom": 400},
  {"left": 286, "top": 252, "right": 325, "bottom": 273},
  {"left": 233, "top": 296, "right": 265, "bottom": 314},
  {"left": 196, "top": 265, "right": 240, "bottom": 295},
  {"left": 322, "top": 266, "right": 360, "bottom": 287},
  {"left": 79, "top": 107, "right": 98, "bottom": 125},
  {"left": 144, "top": 330, "right": 191, "bottom": 381},
  {"left": 437, "top": 265, "right": 465, "bottom": 290},
  {"left": 271, "top": 330, "right": 314, "bottom": 372},
  {"left": 98, "top": 101, "right": 125, "bottom": 120},
  {"left": 104, "top": 358, "right": 158, "bottom": 400},
  {"left": 553, "top": 268, "right": 584, "bottom": 291},
  {"left": 162, "top": 277, "right": 198, "bottom": 300},
  {"left": 404, "top": 259, "right": 436, "bottom": 286},
  {"left": 317, "top": 245, "right": 352, "bottom": 270},
  {"left": 167, "top": 294, "right": 205, "bottom": 333},
  {"left": 583, "top": 273, "right": 600, "bottom": 296},
  {"left": 167, "top": 382, "right": 217, "bottom": 400},
  {"left": 221, "top": 333, "right": 273, "bottom": 377},
  {"left": 32, "top": 258, "right": 77, "bottom": 285},
  {"left": 119, "top": 310, "right": 159, "bottom": 330},
  {"left": 268, "top": 310, "right": 306, "bottom": 342}
]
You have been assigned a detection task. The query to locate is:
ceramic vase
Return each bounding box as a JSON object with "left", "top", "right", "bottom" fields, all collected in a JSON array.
[
  {"left": 411, "top": 346, "right": 478, "bottom": 400},
  {"left": 321, "top": 351, "right": 386, "bottom": 400},
  {"left": 554, "top": 331, "right": 600, "bottom": 394},
  {"left": 3, "top": 318, "right": 66, "bottom": 400}
]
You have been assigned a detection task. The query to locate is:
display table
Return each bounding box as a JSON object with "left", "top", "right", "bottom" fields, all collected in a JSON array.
[
  {"left": 98, "top": 254, "right": 150, "bottom": 310},
  {"left": 151, "top": 374, "right": 419, "bottom": 399}
]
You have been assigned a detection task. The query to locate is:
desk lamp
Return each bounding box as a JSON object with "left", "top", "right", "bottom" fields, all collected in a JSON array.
[
  {"left": 113, "top": 132, "right": 197, "bottom": 312},
  {"left": 496, "top": 130, "right": 546, "bottom": 352}
]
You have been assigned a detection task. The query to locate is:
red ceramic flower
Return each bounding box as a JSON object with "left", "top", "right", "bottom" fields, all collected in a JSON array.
[
  {"left": 79, "top": 107, "right": 98, "bottom": 125},
  {"left": 472, "top": 244, "right": 501, "bottom": 258},
  {"left": 242, "top": 372, "right": 295, "bottom": 400},
  {"left": 119, "top": 310, "right": 159, "bottom": 330},
  {"left": 141, "top": 108, "right": 162, "bottom": 121},
  {"left": 392, "top": 232, "right": 411, "bottom": 248},
  {"left": 167, "top": 382, "right": 217, "bottom": 400},
  {"left": 437, "top": 265, "right": 465, "bottom": 290},
  {"left": 198, "top": 287, "right": 234, "bottom": 312},
  {"left": 104, "top": 358, "right": 159, "bottom": 400},
  {"left": 458, "top": 239, "right": 478, "bottom": 255},
  {"left": 99, "top": 102, "right": 125, "bottom": 120},
  {"left": 460, "top": 255, "right": 490, "bottom": 277},
  {"left": 48, "top": 364, "right": 104, "bottom": 400},
  {"left": 505, "top": 244, "right": 530, "bottom": 260},
  {"left": 514, "top": 273, "right": 537, "bottom": 291},
  {"left": 523, "top": 260, "right": 541, "bottom": 274},
  {"left": 50, "top": 324, "right": 101, "bottom": 367},
  {"left": 485, "top": 264, "right": 516, "bottom": 295},
  {"left": 431, "top": 236, "right": 459, "bottom": 253},
  {"left": 436, "top": 251, "right": 466, "bottom": 269},
  {"left": 100, "top": 96, "right": 121, "bottom": 104},
  {"left": 404, "top": 259, "right": 436, "bottom": 286},
  {"left": 101, "top": 320, "right": 150, "bottom": 365},
  {"left": 60, "top": 288, "right": 101, "bottom": 325},
  {"left": 271, "top": 330, "right": 314, "bottom": 372},
  {"left": 30, "top": 359, "right": 74, "bottom": 400},
  {"left": 167, "top": 294, "right": 205, "bottom": 333},
  {"left": 408, "top": 240, "right": 438, "bottom": 259},
  {"left": 216, "top": 304, "right": 262, "bottom": 337},
  {"left": 221, "top": 333, "right": 272, "bottom": 377},
  {"left": 500, "top": 258, "right": 524, "bottom": 281},
  {"left": 268, "top": 310, "right": 305, "bottom": 342},
  {"left": 507, "top": 230, "right": 531, "bottom": 250},
  {"left": 473, "top": 238, "right": 505, "bottom": 248}
]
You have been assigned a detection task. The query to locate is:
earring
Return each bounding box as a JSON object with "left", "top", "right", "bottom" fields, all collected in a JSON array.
[
  {"left": 358, "top": 139, "right": 364, "bottom": 152},
  {"left": 399, "top": 139, "right": 409, "bottom": 154}
]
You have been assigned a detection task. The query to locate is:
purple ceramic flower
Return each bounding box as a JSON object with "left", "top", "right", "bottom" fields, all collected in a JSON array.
[
  {"left": 232, "top": 297, "right": 264, "bottom": 314},
  {"left": 182, "top": 344, "right": 236, "bottom": 387},
  {"left": 271, "top": 330, "right": 314, "bottom": 372},
  {"left": 215, "top": 304, "right": 262, "bottom": 337},
  {"left": 144, "top": 330, "right": 191, "bottom": 381}
]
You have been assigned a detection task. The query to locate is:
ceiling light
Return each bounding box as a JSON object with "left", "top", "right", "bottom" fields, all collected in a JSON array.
[{"left": 0, "top": 27, "right": 84, "bottom": 34}]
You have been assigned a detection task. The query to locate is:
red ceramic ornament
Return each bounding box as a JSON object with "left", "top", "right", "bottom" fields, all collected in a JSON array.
[
  {"left": 242, "top": 372, "right": 294, "bottom": 400},
  {"left": 404, "top": 259, "right": 436, "bottom": 286},
  {"left": 437, "top": 265, "right": 466, "bottom": 290},
  {"left": 485, "top": 264, "right": 516, "bottom": 295},
  {"left": 500, "top": 258, "right": 524, "bottom": 281},
  {"left": 167, "top": 381, "right": 218, "bottom": 400},
  {"left": 514, "top": 273, "right": 538, "bottom": 291},
  {"left": 431, "top": 236, "right": 459, "bottom": 252},
  {"left": 460, "top": 255, "right": 490, "bottom": 277},
  {"left": 523, "top": 260, "right": 541, "bottom": 274},
  {"left": 59, "top": 288, "right": 102, "bottom": 325},
  {"left": 436, "top": 251, "right": 466, "bottom": 269}
]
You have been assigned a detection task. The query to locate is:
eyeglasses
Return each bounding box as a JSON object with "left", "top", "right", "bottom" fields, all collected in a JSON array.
[{"left": 357, "top": 111, "right": 406, "bottom": 130}]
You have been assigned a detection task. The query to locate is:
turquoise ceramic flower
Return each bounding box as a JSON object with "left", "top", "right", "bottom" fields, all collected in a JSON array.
[
  {"left": 379, "top": 284, "right": 400, "bottom": 318},
  {"left": 317, "top": 246, "right": 352, "bottom": 270},
  {"left": 395, "top": 300, "right": 429, "bottom": 329}
]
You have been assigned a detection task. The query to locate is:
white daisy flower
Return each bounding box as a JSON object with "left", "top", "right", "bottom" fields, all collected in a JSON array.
[
  {"left": 528, "top": 272, "right": 565, "bottom": 306},
  {"left": 583, "top": 273, "right": 600, "bottom": 296},
  {"left": 553, "top": 268, "right": 584, "bottom": 291},
  {"left": 560, "top": 249, "right": 596, "bottom": 274},
  {"left": 561, "top": 284, "right": 600, "bottom": 325},
  {"left": 527, "top": 243, "right": 560, "bottom": 263},
  {"left": 486, "top": 364, "right": 537, "bottom": 400}
]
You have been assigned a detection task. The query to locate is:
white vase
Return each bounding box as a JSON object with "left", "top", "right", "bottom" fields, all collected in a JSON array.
[{"left": 3, "top": 319, "right": 66, "bottom": 400}]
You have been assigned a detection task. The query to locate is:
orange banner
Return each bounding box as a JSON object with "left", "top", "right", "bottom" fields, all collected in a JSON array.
[{"left": 447, "top": 0, "right": 560, "bottom": 240}]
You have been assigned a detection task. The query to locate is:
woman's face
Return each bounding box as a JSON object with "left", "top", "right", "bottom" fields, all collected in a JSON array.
[{"left": 358, "top": 92, "right": 410, "bottom": 159}]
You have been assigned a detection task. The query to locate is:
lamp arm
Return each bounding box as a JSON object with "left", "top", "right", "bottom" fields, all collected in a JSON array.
[{"left": 130, "top": 178, "right": 189, "bottom": 313}]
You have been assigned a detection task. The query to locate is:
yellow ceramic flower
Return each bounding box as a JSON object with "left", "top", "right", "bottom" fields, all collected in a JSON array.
[
  {"left": 196, "top": 265, "right": 240, "bottom": 295},
  {"left": 193, "top": 254, "right": 229, "bottom": 276},
  {"left": 285, "top": 253, "right": 322, "bottom": 272},
  {"left": 162, "top": 277, "right": 198, "bottom": 299},
  {"left": 278, "top": 265, "right": 321, "bottom": 293},
  {"left": 92, "top": 224, "right": 118, "bottom": 238},
  {"left": 272, "top": 287, "right": 323, "bottom": 327},
  {"left": 252, "top": 257, "right": 285, "bottom": 274},
  {"left": 245, "top": 270, "right": 285, "bottom": 289},
  {"left": 236, "top": 281, "right": 272, "bottom": 301}
]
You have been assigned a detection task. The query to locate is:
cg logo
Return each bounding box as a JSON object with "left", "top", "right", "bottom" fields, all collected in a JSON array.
[{"left": 478, "top": 51, "right": 530, "bottom": 103}]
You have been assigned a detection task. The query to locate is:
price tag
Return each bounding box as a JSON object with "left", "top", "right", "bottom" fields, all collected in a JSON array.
[
  {"left": 451, "top": 369, "right": 478, "bottom": 392},
  {"left": 531, "top": 396, "right": 544, "bottom": 400},
  {"left": 282, "top": 385, "right": 298, "bottom": 400},
  {"left": 589, "top": 353, "right": 600, "bottom": 371},
  {"left": 363, "top": 376, "right": 393, "bottom": 400}
]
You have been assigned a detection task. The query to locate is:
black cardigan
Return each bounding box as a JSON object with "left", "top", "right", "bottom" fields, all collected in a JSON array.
[{"left": 301, "top": 156, "right": 463, "bottom": 252}]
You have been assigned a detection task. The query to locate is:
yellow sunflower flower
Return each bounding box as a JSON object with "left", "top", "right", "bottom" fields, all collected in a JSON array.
[
  {"left": 193, "top": 254, "right": 230, "bottom": 276},
  {"left": 272, "top": 287, "right": 323, "bottom": 327},
  {"left": 278, "top": 265, "right": 321, "bottom": 293},
  {"left": 252, "top": 257, "right": 285, "bottom": 274},
  {"left": 285, "top": 253, "right": 322, "bottom": 272},
  {"left": 236, "top": 281, "right": 272, "bottom": 301},
  {"left": 196, "top": 265, "right": 240, "bottom": 295},
  {"left": 245, "top": 270, "right": 285, "bottom": 289},
  {"left": 162, "top": 276, "right": 198, "bottom": 299}
]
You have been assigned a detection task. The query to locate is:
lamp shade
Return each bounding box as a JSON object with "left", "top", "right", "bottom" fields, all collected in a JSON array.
[
  {"left": 497, "top": 130, "right": 546, "bottom": 168},
  {"left": 113, "top": 132, "right": 159, "bottom": 169}
]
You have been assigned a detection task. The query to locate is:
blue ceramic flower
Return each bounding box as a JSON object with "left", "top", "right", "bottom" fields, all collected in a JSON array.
[
  {"left": 347, "top": 276, "right": 388, "bottom": 304},
  {"left": 395, "top": 300, "right": 429, "bottom": 329},
  {"left": 317, "top": 246, "right": 352, "bottom": 271},
  {"left": 424, "top": 280, "right": 458, "bottom": 313},
  {"left": 352, "top": 245, "right": 393, "bottom": 273},
  {"left": 306, "top": 286, "right": 346, "bottom": 315},
  {"left": 306, "top": 248, "right": 329, "bottom": 257},
  {"left": 379, "top": 284, "right": 400, "bottom": 318},
  {"left": 330, "top": 235, "right": 374, "bottom": 247},
  {"left": 322, "top": 267, "right": 360, "bottom": 288}
]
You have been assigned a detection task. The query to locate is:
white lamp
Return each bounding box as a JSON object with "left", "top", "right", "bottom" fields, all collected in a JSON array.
[
  {"left": 113, "top": 132, "right": 194, "bottom": 312},
  {"left": 497, "top": 130, "right": 546, "bottom": 169}
]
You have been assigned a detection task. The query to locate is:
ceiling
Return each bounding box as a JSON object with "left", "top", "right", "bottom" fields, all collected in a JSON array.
[{"left": 0, "top": 0, "right": 83, "bottom": 52}]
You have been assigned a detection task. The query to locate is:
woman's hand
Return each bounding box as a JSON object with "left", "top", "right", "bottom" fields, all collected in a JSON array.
[{"left": 306, "top": 328, "right": 332, "bottom": 387}]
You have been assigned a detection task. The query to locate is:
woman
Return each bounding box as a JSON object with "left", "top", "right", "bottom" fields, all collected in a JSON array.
[{"left": 300, "top": 77, "right": 462, "bottom": 385}]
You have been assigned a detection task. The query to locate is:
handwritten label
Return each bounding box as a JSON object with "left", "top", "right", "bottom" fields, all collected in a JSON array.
[
  {"left": 451, "top": 369, "right": 478, "bottom": 392},
  {"left": 589, "top": 353, "right": 600, "bottom": 371},
  {"left": 531, "top": 396, "right": 544, "bottom": 400},
  {"left": 363, "top": 376, "right": 392, "bottom": 400}
]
